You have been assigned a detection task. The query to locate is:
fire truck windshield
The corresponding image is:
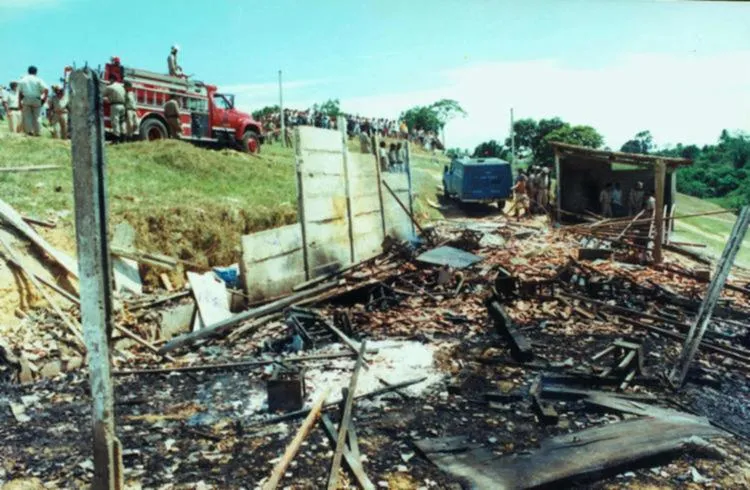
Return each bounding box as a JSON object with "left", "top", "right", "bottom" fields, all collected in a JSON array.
[{"left": 213, "top": 94, "right": 234, "bottom": 110}]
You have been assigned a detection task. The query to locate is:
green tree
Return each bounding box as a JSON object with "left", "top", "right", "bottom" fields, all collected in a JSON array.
[
  {"left": 541, "top": 124, "right": 604, "bottom": 164},
  {"left": 472, "top": 140, "right": 508, "bottom": 159},
  {"left": 445, "top": 147, "right": 468, "bottom": 159},
  {"left": 400, "top": 99, "right": 467, "bottom": 133},
  {"left": 504, "top": 117, "right": 566, "bottom": 163},
  {"left": 315, "top": 98, "right": 342, "bottom": 117},
  {"left": 620, "top": 130, "right": 654, "bottom": 154},
  {"left": 252, "top": 105, "right": 280, "bottom": 120}
]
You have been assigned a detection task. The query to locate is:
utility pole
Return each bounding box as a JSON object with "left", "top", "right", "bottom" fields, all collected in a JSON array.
[
  {"left": 279, "top": 70, "right": 286, "bottom": 148},
  {"left": 510, "top": 107, "right": 516, "bottom": 166},
  {"left": 70, "top": 67, "right": 123, "bottom": 489}
]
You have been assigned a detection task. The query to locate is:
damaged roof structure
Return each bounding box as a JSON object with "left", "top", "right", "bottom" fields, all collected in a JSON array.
[{"left": 1, "top": 70, "right": 750, "bottom": 489}]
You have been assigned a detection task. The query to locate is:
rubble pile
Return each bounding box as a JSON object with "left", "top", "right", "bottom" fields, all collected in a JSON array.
[{"left": 1, "top": 201, "right": 750, "bottom": 489}]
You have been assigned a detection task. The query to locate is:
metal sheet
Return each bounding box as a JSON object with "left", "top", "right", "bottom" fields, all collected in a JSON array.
[{"left": 416, "top": 246, "right": 483, "bottom": 269}]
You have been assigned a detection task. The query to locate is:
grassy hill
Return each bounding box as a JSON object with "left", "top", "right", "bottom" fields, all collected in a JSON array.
[
  {"left": 0, "top": 124, "right": 446, "bottom": 278},
  {"left": 672, "top": 192, "right": 750, "bottom": 269}
]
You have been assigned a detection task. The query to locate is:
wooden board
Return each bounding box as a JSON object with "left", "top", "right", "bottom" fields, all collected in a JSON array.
[
  {"left": 111, "top": 222, "right": 142, "bottom": 295},
  {"left": 416, "top": 414, "right": 723, "bottom": 490},
  {"left": 188, "top": 271, "right": 231, "bottom": 331},
  {"left": 347, "top": 152, "right": 384, "bottom": 262},
  {"left": 240, "top": 224, "right": 306, "bottom": 302},
  {"left": 382, "top": 172, "right": 413, "bottom": 241},
  {"left": 298, "top": 126, "right": 352, "bottom": 277}
]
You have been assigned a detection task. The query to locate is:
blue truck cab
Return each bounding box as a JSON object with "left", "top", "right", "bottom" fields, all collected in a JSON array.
[{"left": 443, "top": 156, "right": 514, "bottom": 207}]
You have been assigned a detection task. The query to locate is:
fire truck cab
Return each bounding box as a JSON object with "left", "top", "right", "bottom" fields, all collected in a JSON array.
[{"left": 102, "top": 59, "right": 263, "bottom": 153}]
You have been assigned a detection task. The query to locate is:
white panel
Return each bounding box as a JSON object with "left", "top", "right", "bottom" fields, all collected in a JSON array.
[
  {"left": 240, "top": 224, "right": 306, "bottom": 301},
  {"left": 298, "top": 126, "right": 342, "bottom": 152}
]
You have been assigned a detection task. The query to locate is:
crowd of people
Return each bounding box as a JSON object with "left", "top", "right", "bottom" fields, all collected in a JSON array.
[
  {"left": 257, "top": 108, "right": 444, "bottom": 152},
  {"left": 0, "top": 65, "right": 69, "bottom": 139},
  {"left": 510, "top": 165, "right": 552, "bottom": 219},
  {"left": 599, "top": 180, "right": 655, "bottom": 218}
]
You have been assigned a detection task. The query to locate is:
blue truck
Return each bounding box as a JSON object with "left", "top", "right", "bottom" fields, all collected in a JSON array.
[{"left": 442, "top": 157, "right": 514, "bottom": 208}]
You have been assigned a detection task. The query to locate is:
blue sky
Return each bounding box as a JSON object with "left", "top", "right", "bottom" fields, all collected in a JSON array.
[{"left": 2, "top": 0, "right": 749, "bottom": 149}]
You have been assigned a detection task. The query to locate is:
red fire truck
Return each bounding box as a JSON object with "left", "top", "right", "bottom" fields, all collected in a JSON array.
[{"left": 99, "top": 59, "right": 264, "bottom": 153}]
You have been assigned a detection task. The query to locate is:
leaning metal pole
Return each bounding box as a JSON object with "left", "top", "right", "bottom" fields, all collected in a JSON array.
[
  {"left": 70, "top": 67, "right": 123, "bottom": 489},
  {"left": 669, "top": 205, "right": 750, "bottom": 388}
]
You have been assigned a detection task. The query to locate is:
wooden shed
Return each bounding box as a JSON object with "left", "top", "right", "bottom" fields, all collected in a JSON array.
[{"left": 550, "top": 141, "right": 694, "bottom": 262}]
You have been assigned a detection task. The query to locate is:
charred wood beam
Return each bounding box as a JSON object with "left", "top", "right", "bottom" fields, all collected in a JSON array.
[{"left": 486, "top": 299, "right": 533, "bottom": 362}]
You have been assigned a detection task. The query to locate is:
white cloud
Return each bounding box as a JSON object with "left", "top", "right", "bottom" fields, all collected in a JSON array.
[{"left": 344, "top": 52, "right": 750, "bottom": 151}]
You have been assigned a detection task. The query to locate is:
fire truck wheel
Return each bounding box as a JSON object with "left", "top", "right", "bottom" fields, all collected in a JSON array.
[
  {"left": 241, "top": 130, "right": 261, "bottom": 154},
  {"left": 140, "top": 118, "right": 169, "bottom": 141}
]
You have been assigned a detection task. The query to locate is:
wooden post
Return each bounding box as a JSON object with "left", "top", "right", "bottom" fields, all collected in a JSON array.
[
  {"left": 373, "top": 135, "right": 387, "bottom": 238},
  {"left": 263, "top": 387, "right": 331, "bottom": 490},
  {"left": 669, "top": 206, "right": 750, "bottom": 387},
  {"left": 70, "top": 68, "right": 123, "bottom": 490},
  {"left": 554, "top": 149, "right": 562, "bottom": 221},
  {"left": 339, "top": 115, "right": 355, "bottom": 264},
  {"left": 294, "top": 127, "right": 310, "bottom": 280},
  {"left": 653, "top": 159, "right": 666, "bottom": 263},
  {"left": 327, "top": 341, "right": 367, "bottom": 490},
  {"left": 405, "top": 141, "right": 416, "bottom": 237}
]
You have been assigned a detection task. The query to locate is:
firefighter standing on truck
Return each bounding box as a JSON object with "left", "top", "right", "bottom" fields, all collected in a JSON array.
[
  {"left": 164, "top": 95, "right": 181, "bottom": 138},
  {"left": 168, "top": 45, "right": 184, "bottom": 77},
  {"left": 124, "top": 81, "right": 138, "bottom": 141},
  {"left": 102, "top": 73, "right": 126, "bottom": 143},
  {"left": 47, "top": 85, "right": 68, "bottom": 139}
]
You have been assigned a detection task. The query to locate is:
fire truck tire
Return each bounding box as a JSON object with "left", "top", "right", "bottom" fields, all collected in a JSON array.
[
  {"left": 140, "top": 118, "right": 169, "bottom": 141},
  {"left": 241, "top": 130, "right": 261, "bottom": 154}
]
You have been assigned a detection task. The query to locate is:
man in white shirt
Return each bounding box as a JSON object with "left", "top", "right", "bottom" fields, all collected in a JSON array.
[{"left": 18, "top": 66, "right": 48, "bottom": 136}]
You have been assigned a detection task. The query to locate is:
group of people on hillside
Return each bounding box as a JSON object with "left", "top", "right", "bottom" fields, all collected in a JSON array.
[
  {"left": 599, "top": 181, "right": 655, "bottom": 218},
  {"left": 258, "top": 109, "right": 443, "bottom": 152},
  {"left": 1, "top": 65, "right": 69, "bottom": 139}
]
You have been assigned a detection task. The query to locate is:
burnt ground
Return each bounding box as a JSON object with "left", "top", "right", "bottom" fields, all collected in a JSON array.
[{"left": 2, "top": 218, "right": 750, "bottom": 489}]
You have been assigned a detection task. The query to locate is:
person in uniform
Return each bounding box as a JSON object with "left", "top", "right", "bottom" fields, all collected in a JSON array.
[
  {"left": 396, "top": 142, "right": 407, "bottom": 173},
  {"left": 18, "top": 66, "right": 48, "bottom": 136},
  {"left": 102, "top": 74, "right": 126, "bottom": 143},
  {"left": 537, "top": 166, "right": 550, "bottom": 211},
  {"left": 628, "top": 181, "right": 646, "bottom": 215},
  {"left": 47, "top": 85, "right": 68, "bottom": 139},
  {"left": 168, "top": 45, "right": 184, "bottom": 77},
  {"left": 124, "top": 81, "right": 138, "bottom": 141},
  {"left": 599, "top": 183, "right": 613, "bottom": 217},
  {"left": 2, "top": 82, "right": 22, "bottom": 133},
  {"left": 378, "top": 140, "right": 389, "bottom": 172},
  {"left": 359, "top": 130, "right": 372, "bottom": 154},
  {"left": 164, "top": 95, "right": 182, "bottom": 138},
  {"left": 511, "top": 172, "right": 530, "bottom": 220}
]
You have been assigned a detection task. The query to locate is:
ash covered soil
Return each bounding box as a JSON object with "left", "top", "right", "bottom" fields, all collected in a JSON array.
[{"left": 2, "top": 215, "right": 750, "bottom": 489}]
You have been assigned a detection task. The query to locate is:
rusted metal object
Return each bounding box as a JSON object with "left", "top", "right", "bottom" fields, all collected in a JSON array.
[{"left": 267, "top": 365, "right": 306, "bottom": 413}]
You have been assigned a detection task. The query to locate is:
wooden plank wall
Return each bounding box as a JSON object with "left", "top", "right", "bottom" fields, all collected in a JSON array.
[
  {"left": 241, "top": 125, "right": 414, "bottom": 301},
  {"left": 239, "top": 223, "right": 306, "bottom": 302},
  {"left": 382, "top": 171, "right": 414, "bottom": 241},
  {"left": 347, "top": 151, "right": 385, "bottom": 262},
  {"left": 297, "top": 126, "right": 352, "bottom": 278}
]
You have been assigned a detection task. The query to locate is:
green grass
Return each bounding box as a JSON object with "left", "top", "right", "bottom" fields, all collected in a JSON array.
[
  {"left": 672, "top": 192, "right": 750, "bottom": 268},
  {"left": 0, "top": 124, "right": 447, "bottom": 277}
]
